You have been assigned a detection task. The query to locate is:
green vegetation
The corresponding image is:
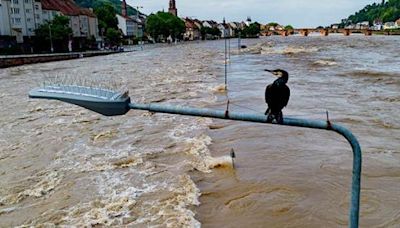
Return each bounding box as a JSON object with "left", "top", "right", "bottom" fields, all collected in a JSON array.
[
  {"left": 93, "top": 3, "right": 122, "bottom": 45},
  {"left": 34, "top": 15, "right": 72, "bottom": 52},
  {"left": 94, "top": 3, "right": 118, "bottom": 32},
  {"left": 200, "top": 27, "right": 221, "bottom": 40},
  {"left": 75, "top": 0, "right": 139, "bottom": 16},
  {"left": 344, "top": 0, "right": 400, "bottom": 24},
  {"left": 146, "top": 12, "right": 185, "bottom": 42},
  {"left": 242, "top": 22, "right": 261, "bottom": 38},
  {"left": 267, "top": 22, "right": 279, "bottom": 27},
  {"left": 284, "top": 25, "right": 294, "bottom": 30}
]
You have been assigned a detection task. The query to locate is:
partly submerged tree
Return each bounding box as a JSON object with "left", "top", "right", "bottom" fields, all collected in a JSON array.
[
  {"left": 105, "top": 28, "right": 122, "bottom": 46},
  {"left": 146, "top": 12, "right": 185, "bottom": 42},
  {"left": 200, "top": 26, "right": 221, "bottom": 39},
  {"left": 242, "top": 22, "right": 261, "bottom": 38}
]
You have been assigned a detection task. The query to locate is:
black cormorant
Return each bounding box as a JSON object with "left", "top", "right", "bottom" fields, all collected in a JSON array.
[{"left": 264, "top": 69, "right": 290, "bottom": 124}]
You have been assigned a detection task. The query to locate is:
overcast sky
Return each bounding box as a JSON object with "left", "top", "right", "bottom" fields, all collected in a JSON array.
[{"left": 126, "top": 0, "right": 379, "bottom": 27}]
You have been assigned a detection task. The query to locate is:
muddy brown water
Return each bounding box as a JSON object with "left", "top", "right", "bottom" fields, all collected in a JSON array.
[{"left": 0, "top": 36, "right": 399, "bottom": 227}]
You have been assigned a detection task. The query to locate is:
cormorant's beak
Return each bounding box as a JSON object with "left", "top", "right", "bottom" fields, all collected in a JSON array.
[{"left": 264, "top": 69, "right": 279, "bottom": 77}]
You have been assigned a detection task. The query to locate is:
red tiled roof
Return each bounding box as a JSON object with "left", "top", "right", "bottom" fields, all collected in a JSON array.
[{"left": 41, "top": 0, "right": 96, "bottom": 17}]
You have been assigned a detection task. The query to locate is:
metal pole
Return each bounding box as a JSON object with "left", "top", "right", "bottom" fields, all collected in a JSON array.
[
  {"left": 224, "top": 37, "right": 227, "bottom": 89},
  {"left": 238, "top": 31, "right": 241, "bottom": 53},
  {"left": 228, "top": 37, "right": 231, "bottom": 60},
  {"left": 135, "top": 6, "right": 143, "bottom": 50},
  {"left": 128, "top": 102, "right": 361, "bottom": 228},
  {"left": 48, "top": 23, "right": 54, "bottom": 53}
]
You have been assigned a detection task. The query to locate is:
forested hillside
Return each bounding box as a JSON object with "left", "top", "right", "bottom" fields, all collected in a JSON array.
[
  {"left": 344, "top": 0, "right": 400, "bottom": 24},
  {"left": 75, "top": 0, "right": 141, "bottom": 16}
]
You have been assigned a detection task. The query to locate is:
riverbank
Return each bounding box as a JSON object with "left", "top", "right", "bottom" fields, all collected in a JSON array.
[{"left": 0, "top": 50, "right": 123, "bottom": 68}]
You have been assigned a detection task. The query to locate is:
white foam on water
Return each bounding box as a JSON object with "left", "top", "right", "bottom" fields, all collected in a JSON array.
[{"left": 313, "top": 60, "right": 338, "bottom": 66}]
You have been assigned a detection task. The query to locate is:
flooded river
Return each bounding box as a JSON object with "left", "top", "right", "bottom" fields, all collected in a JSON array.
[{"left": 0, "top": 35, "right": 399, "bottom": 227}]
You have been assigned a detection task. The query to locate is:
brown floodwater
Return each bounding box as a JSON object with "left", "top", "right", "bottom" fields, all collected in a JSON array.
[
  {"left": 0, "top": 35, "right": 399, "bottom": 227},
  {"left": 195, "top": 35, "right": 400, "bottom": 228}
]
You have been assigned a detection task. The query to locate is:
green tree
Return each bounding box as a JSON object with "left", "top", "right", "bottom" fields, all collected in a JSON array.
[
  {"left": 34, "top": 15, "right": 72, "bottom": 52},
  {"left": 200, "top": 27, "right": 221, "bottom": 39},
  {"left": 105, "top": 28, "right": 122, "bottom": 45},
  {"left": 284, "top": 25, "right": 294, "bottom": 30},
  {"left": 267, "top": 22, "right": 279, "bottom": 27},
  {"left": 94, "top": 3, "right": 122, "bottom": 46},
  {"left": 242, "top": 22, "right": 261, "bottom": 38},
  {"left": 146, "top": 12, "right": 185, "bottom": 42},
  {"left": 344, "top": 0, "right": 400, "bottom": 24},
  {"left": 94, "top": 3, "right": 118, "bottom": 31}
]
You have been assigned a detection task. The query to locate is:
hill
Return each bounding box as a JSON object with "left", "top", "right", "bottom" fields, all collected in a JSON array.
[
  {"left": 343, "top": 0, "right": 400, "bottom": 25},
  {"left": 75, "top": 0, "right": 141, "bottom": 17}
]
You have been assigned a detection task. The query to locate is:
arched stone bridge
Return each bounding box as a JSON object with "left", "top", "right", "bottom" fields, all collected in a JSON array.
[{"left": 263, "top": 28, "right": 374, "bottom": 37}]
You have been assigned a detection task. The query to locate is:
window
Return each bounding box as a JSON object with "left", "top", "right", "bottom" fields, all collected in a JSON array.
[
  {"left": 10, "top": 7, "right": 20, "bottom": 14},
  {"left": 27, "top": 18, "right": 31, "bottom": 22},
  {"left": 12, "top": 0, "right": 18, "bottom": 4},
  {"left": 26, "top": 9, "right": 30, "bottom": 13},
  {"left": 24, "top": 0, "right": 30, "bottom": 3},
  {"left": 35, "top": 14, "right": 40, "bottom": 19},
  {"left": 12, "top": 17, "right": 21, "bottom": 24},
  {"left": 35, "top": 5, "right": 39, "bottom": 10}
]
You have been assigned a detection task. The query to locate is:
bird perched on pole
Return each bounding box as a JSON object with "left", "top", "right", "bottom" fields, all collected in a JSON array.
[{"left": 264, "top": 69, "right": 290, "bottom": 124}]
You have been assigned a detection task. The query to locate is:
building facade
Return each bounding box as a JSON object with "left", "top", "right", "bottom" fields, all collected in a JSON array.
[
  {"left": 117, "top": 14, "right": 135, "bottom": 37},
  {"left": 0, "top": 0, "right": 42, "bottom": 41},
  {"left": 0, "top": 0, "right": 98, "bottom": 45}
]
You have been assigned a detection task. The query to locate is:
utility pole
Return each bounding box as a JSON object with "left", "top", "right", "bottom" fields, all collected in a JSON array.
[
  {"left": 223, "top": 17, "right": 227, "bottom": 90},
  {"left": 135, "top": 6, "right": 143, "bottom": 50}
]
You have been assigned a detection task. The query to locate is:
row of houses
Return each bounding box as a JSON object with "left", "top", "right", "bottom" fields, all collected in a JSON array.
[
  {"left": 335, "top": 19, "right": 400, "bottom": 31},
  {"left": 183, "top": 18, "right": 251, "bottom": 41},
  {"left": 0, "top": 0, "right": 99, "bottom": 46}
]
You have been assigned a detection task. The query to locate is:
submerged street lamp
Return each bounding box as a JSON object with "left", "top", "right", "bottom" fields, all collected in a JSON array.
[{"left": 29, "top": 84, "right": 362, "bottom": 228}]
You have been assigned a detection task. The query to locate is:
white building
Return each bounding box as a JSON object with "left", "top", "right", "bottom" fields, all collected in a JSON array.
[
  {"left": 117, "top": 14, "right": 134, "bottom": 37},
  {"left": 0, "top": 0, "right": 99, "bottom": 45},
  {"left": 40, "top": 0, "right": 98, "bottom": 39},
  {"left": 0, "top": 0, "right": 12, "bottom": 36},
  {"left": 0, "top": 0, "right": 42, "bottom": 42},
  {"left": 383, "top": 22, "right": 396, "bottom": 30}
]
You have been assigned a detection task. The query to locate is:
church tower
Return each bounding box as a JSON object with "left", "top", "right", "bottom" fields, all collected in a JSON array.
[{"left": 168, "top": 0, "right": 177, "bottom": 17}]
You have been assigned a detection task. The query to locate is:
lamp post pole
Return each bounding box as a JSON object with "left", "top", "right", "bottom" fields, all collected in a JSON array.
[
  {"left": 48, "top": 23, "right": 54, "bottom": 53},
  {"left": 135, "top": 6, "right": 143, "bottom": 50}
]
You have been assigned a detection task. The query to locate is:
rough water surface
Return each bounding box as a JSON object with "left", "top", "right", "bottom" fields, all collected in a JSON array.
[
  {"left": 195, "top": 35, "right": 400, "bottom": 228},
  {"left": 0, "top": 35, "right": 399, "bottom": 227},
  {"left": 0, "top": 43, "right": 224, "bottom": 227}
]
